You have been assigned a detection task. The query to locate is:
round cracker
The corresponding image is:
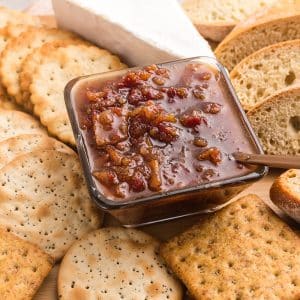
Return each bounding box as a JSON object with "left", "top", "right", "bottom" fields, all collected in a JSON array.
[
  {"left": 0, "top": 84, "right": 19, "bottom": 110},
  {"left": 0, "top": 24, "right": 37, "bottom": 54},
  {"left": 0, "top": 150, "right": 103, "bottom": 261},
  {"left": 0, "top": 109, "right": 45, "bottom": 142},
  {"left": 0, "top": 95, "right": 20, "bottom": 111},
  {"left": 0, "top": 134, "right": 74, "bottom": 169},
  {"left": 30, "top": 44, "right": 126, "bottom": 145},
  {"left": 0, "top": 6, "right": 39, "bottom": 29},
  {"left": 0, "top": 27, "right": 76, "bottom": 103},
  {"left": 58, "top": 227, "right": 183, "bottom": 299},
  {"left": 20, "top": 39, "right": 90, "bottom": 111},
  {"left": 0, "top": 24, "right": 35, "bottom": 107}
]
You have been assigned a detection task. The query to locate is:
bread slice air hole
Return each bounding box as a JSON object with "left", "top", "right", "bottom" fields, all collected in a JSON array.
[
  {"left": 289, "top": 116, "right": 300, "bottom": 132},
  {"left": 285, "top": 71, "right": 296, "bottom": 86}
]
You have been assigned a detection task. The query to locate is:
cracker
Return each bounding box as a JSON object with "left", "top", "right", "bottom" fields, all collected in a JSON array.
[
  {"left": 0, "top": 24, "right": 34, "bottom": 107},
  {"left": 0, "top": 95, "right": 19, "bottom": 111},
  {"left": 58, "top": 227, "right": 182, "bottom": 299},
  {"left": 0, "top": 150, "right": 103, "bottom": 261},
  {"left": 0, "top": 134, "right": 74, "bottom": 169},
  {"left": 0, "top": 109, "right": 45, "bottom": 142},
  {"left": 30, "top": 44, "right": 126, "bottom": 145},
  {"left": 0, "top": 6, "right": 39, "bottom": 29},
  {"left": 160, "top": 194, "right": 300, "bottom": 300},
  {"left": 0, "top": 227, "right": 53, "bottom": 300},
  {"left": 0, "top": 27, "right": 76, "bottom": 103},
  {"left": 0, "top": 27, "right": 9, "bottom": 53},
  {"left": 20, "top": 39, "right": 90, "bottom": 111},
  {"left": 0, "top": 24, "right": 36, "bottom": 54},
  {"left": 0, "top": 84, "right": 20, "bottom": 111}
]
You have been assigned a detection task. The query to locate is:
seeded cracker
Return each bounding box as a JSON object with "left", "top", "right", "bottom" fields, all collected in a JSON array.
[
  {"left": 0, "top": 134, "right": 74, "bottom": 169},
  {"left": 0, "top": 6, "right": 39, "bottom": 28},
  {"left": 20, "top": 39, "right": 91, "bottom": 111},
  {"left": 160, "top": 194, "right": 300, "bottom": 300},
  {"left": 58, "top": 227, "right": 182, "bottom": 299},
  {"left": 0, "top": 150, "right": 103, "bottom": 261},
  {"left": 0, "top": 110, "right": 46, "bottom": 142},
  {"left": 0, "top": 24, "right": 35, "bottom": 108},
  {"left": 30, "top": 44, "right": 126, "bottom": 145},
  {"left": 0, "top": 27, "right": 76, "bottom": 103},
  {"left": 0, "top": 227, "right": 53, "bottom": 300}
]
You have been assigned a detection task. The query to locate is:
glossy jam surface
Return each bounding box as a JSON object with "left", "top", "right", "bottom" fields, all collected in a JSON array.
[{"left": 73, "top": 61, "right": 256, "bottom": 201}]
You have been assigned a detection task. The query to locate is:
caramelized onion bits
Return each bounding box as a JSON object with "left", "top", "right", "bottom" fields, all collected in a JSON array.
[
  {"left": 194, "top": 137, "right": 208, "bottom": 147},
  {"left": 93, "top": 169, "right": 119, "bottom": 186},
  {"left": 128, "top": 103, "right": 178, "bottom": 143},
  {"left": 180, "top": 110, "right": 206, "bottom": 128},
  {"left": 202, "top": 102, "right": 222, "bottom": 114},
  {"left": 197, "top": 147, "right": 222, "bottom": 165},
  {"left": 80, "top": 62, "right": 250, "bottom": 200},
  {"left": 148, "top": 159, "right": 162, "bottom": 191}
]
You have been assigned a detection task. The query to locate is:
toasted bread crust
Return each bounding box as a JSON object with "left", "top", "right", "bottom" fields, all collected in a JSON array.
[
  {"left": 194, "top": 22, "right": 234, "bottom": 42},
  {"left": 270, "top": 169, "right": 300, "bottom": 223},
  {"left": 215, "top": 12, "right": 300, "bottom": 70}
]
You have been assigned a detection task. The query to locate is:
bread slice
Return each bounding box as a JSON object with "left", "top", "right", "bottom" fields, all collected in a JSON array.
[
  {"left": 247, "top": 86, "right": 300, "bottom": 155},
  {"left": 215, "top": 1, "right": 300, "bottom": 71},
  {"left": 160, "top": 194, "right": 300, "bottom": 300},
  {"left": 182, "top": 0, "right": 277, "bottom": 42},
  {"left": 270, "top": 169, "right": 300, "bottom": 223},
  {"left": 231, "top": 40, "right": 300, "bottom": 111}
]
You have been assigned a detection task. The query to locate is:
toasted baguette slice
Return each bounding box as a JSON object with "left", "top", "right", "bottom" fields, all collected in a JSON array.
[
  {"left": 231, "top": 40, "right": 300, "bottom": 110},
  {"left": 247, "top": 86, "right": 300, "bottom": 155},
  {"left": 182, "top": 0, "right": 276, "bottom": 42},
  {"left": 215, "top": 1, "right": 300, "bottom": 71},
  {"left": 270, "top": 169, "right": 300, "bottom": 223}
]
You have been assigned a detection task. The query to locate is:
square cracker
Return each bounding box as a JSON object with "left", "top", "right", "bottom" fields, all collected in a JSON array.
[
  {"left": 0, "top": 227, "right": 53, "bottom": 300},
  {"left": 160, "top": 194, "right": 300, "bottom": 300}
]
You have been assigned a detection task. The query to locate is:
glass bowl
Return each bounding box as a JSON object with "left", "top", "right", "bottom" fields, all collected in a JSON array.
[{"left": 65, "top": 56, "right": 268, "bottom": 227}]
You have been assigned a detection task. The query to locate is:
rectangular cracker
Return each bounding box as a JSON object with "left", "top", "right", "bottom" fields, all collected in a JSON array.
[
  {"left": 0, "top": 227, "right": 53, "bottom": 300},
  {"left": 160, "top": 194, "right": 300, "bottom": 300}
]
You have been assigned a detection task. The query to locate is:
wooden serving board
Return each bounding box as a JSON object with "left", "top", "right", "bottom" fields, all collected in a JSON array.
[{"left": 20, "top": 2, "right": 297, "bottom": 299}]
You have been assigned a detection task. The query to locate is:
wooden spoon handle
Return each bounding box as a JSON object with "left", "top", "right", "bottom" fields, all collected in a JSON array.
[{"left": 233, "top": 152, "right": 300, "bottom": 169}]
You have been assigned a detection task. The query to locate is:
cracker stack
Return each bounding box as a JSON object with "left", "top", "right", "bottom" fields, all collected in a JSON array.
[
  {"left": 29, "top": 44, "right": 126, "bottom": 145},
  {"left": 0, "top": 5, "right": 126, "bottom": 146},
  {"left": 0, "top": 27, "right": 76, "bottom": 104},
  {"left": 160, "top": 194, "right": 300, "bottom": 299},
  {"left": 0, "top": 150, "right": 103, "bottom": 261},
  {"left": 0, "top": 4, "right": 129, "bottom": 297}
]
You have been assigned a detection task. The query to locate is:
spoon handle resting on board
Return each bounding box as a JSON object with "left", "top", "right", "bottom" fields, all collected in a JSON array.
[{"left": 233, "top": 152, "right": 300, "bottom": 169}]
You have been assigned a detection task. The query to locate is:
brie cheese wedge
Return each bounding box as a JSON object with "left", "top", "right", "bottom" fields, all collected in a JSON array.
[{"left": 52, "top": 0, "right": 214, "bottom": 66}]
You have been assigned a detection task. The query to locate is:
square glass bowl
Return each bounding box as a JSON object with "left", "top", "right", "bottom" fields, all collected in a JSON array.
[{"left": 65, "top": 56, "right": 268, "bottom": 227}]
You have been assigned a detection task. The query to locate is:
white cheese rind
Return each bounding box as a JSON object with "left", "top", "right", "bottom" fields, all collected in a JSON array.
[{"left": 52, "top": 0, "right": 214, "bottom": 66}]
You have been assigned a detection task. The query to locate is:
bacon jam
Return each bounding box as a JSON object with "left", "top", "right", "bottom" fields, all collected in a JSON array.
[{"left": 74, "top": 62, "right": 256, "bottom": 201}]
